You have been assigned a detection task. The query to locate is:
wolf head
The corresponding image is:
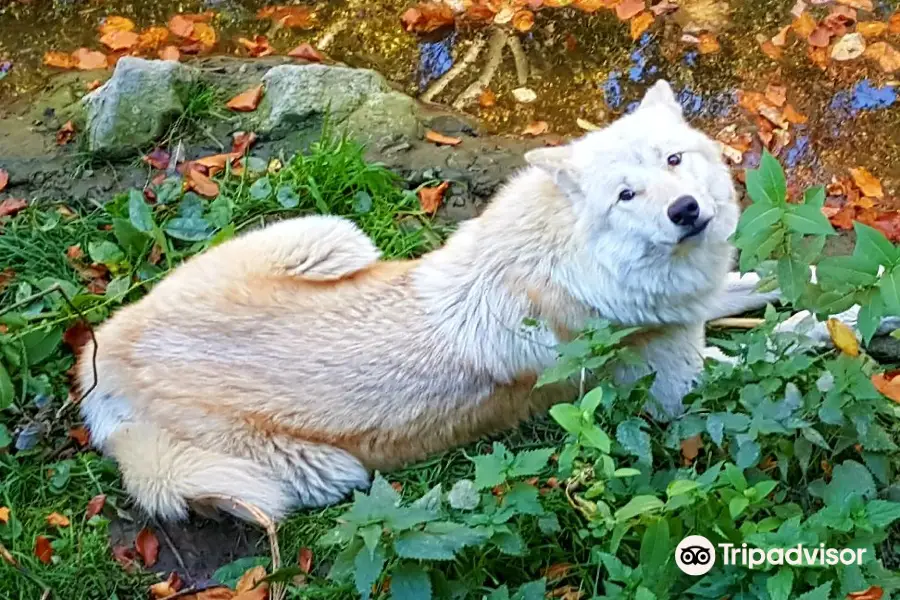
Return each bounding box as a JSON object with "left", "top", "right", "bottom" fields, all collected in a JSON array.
[{"left": 524, "top": 80, "right": 739, "bottom": 255}]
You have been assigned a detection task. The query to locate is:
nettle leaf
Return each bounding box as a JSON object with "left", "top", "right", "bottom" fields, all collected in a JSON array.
[
  {"left": 616, "top": 418, "right": 652, "bottom": 464},
  {"left": 448, "top": 479, "right": 479, "bottom": 511},
  {"left": 412, "top": 484, "right": 442, "bottom": 512},
  {"left": 783, "top": 204, "right": 835, "bottom": 236},
  {"left": 354, "top": 541, "right": 385, "bottom": 599},
  {"left": 359, "top": 524, "right": 382, "bottom": 557},
  {"left": 858, "top": 292, "right": 884, "bottom": 343},
  {"left": 766, "top": 567, "right": 794, "bottom": 600},
  {"left": 795, "top": 581, "right": 833, "bottom": 600},
  {"left": 777, "top": 256, "right": 809, "bottom": 303},
  {"left": 128, "top": 189, "right": 155, "bottom": 232},
  {"left": 88, "top": 240, "right": 125, "bottom": 266},
  {"left": 502, "top": 482, "right": 544, "bottom": 516},
  {"left": 853, "top": 222, "right": 898, "bottom": 269},
  {"left": 824, "top": 460, "right": 875, "bottom": 509},
  {"left": 508, "top": 448, "right": 554, "bottom": 478},
  {"left": 746, "top": 150, "right": 786, "bottom": 206},
  {"left": 472, "top": 443, "right": 511, "bottom": 490},
  {"left": 390, "top": 563, "right": 432, "bottom": 600},
  {"left": 736, "top": 203, "right": 784, "bottom": 245},
  {"left": 614, "top": 495, "right": 664, "bottom": 522},
  {"left": 865, "top": 500, "right": 900, "bottom": 528},
  {"left": 538, "top": 514, "right": 560, "bottom": 534},
  {"left": 490, "top": 527, "right": 525, "bottom": 556},
  {"left": 164, "top": 217, "right": 214, "bottom": 242},
  {"left": 394, "top": 523, "right": 485, "bottom": 561},
  {"left": 878, "top": 267, "right": 900, "bottom": 315}
]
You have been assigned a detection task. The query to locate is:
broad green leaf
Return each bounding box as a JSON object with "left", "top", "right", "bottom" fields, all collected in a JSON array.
[
  {"left": 824, "top": 460, "right": 875, "bottom": 509},
  {"left": 635, "top": 588, "right": 657, "bottom": 600},
  {"left": 212, "top": 556, "right": 271, "bottom": 588},
  {"left": 816, "top": 255, "right": 878, "bottom": 290},
  {"left": 0, "top": 362, "right": 13, "bottom": 410},
  {"left": 358, "top": 524, "right": 382, "bottom": 557},
  {"left": 472, "top": 444, "right": 510, "bottom": 490},
  {"left": 865, "top": 500, "right": 900, "bottom": 528},
  {"left": 88, "top": 240, "right": 125, "bottom": 266},
  {"left": 736, "top": 203, "right": 783, "bottom": 243},
  {"left": 858, "top": 292, "right": 884, "bottom": 343},
  {"left": 783, "top": 204, "right": 835, "bottom": 236},
  {"left": 208, "top": 196, "right": 233, "bottom": 229},
  {"left": 105, "top": 276, "right": 130, "bottom": 302},
  {"left": 353, "top": 190, "right": 373, "bottom": 214},
  {"left": 448, "top": 479, "right": 479, "bottom": 511},
  {"left": 796, "top": 582, "right": 833, "bottom": 600},
  {"left": 128, "top": 189, "right": 154, "bottom": 232},
  {"left": 724, "top": 463, "right": 747, "bottom": 492},
  {"left": 597, "top": 552, "right": 632, "bottom": 582},
  {"left": 667, "top": 480, "right": 699, "bottom": 497},
  {"left": 614, "top": 468, "right": 642, "bottom": 478},
  {"left": 511, "top": 579, "right": 546, "bottom": 600},
  {"left": 745, "top": 150, "right": 786, "bottom": 205},
  {"left": 735, "top": 440, "right": 761, "bottom": 469},
  {"left": 777, "top": 257, "right": 808, "bottom": 303},
  {"left": 878, "top": 267, "right": 900, "bottom": 315},
  {"left": 113, "top": 218, "right": 149, "bottom": 258},
  {"left": 729, "top": 496, "right": 750, "bottom": 519},
  {"left": 801, "top": 427, "right": 830, "bottom": 451},
  {"left": 581, "top": 424, "right": 612, "bottom": 452},
  {"left": 581, "top": 386, "right": 610, "bottom": 415},
  {"left": 502, "top": 482, "right": 544, "bottom": 516},
  {"left": 0, "top": 424, "right": 10, "bottom": 448},
  {"left": 490, "top": 528, "right": 525, "bottom": 556},
  {"left": 354, "top": 542, "right": 385, "bottom": 599},
  {"left": 538, "top": 514, "right": 560, "bottom": 534},
  {"left": 854, "top": 222, "right": 898, "bottom": 269},
  {"left": 766, "top": 567, "right": 794, "bottom": 600},
  {"left": 614, "top": 495, "right": 664, "bottom": 521},
  {"left": 21, "top": 327, "right": 62, "bottom": 365},
  {"left": 276, "top": 184, "right": 300, "bottom": 209},
  {"left": 815, "top": 291, "right": 857, "bottom": 316},
  {"left": 549, "top": 403, "right": 583, "bottom": 435},
  {"left": 390, "top": 563, "right": 432, "bottom": 600},
  {"left": 486, "top": 586, "right": 511, "bottom": 600},
  {"left": 165, "top": 217, "right": 214, "bottom": 242},
  {"left": 394, "top": 531, "right": 457, "bottom": 561},
  {"left": 249, "top": 176, "right": 273, "bottom": 201},
  {"left": 803, "top": 185, "right": 825, "bottom": 207},
  {"left": 639, "top": 518, "right": 670, "bottom": 574},
  {"left": 616, "top": 418, "right": 652, "bottom": 464},
  {"left": 509, "top": 448, "right": 554, "bottom": 477},
  {"left": 411, "top": 484, "right": 442, "bottom": 512}
]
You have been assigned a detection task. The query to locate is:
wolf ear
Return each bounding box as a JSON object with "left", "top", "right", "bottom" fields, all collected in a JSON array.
[
  {"left": 638, "top": 80, "right": 683, "bottom": 118},
  {"left": 524, "top": 146, "right": 580, "bottom": 196}
]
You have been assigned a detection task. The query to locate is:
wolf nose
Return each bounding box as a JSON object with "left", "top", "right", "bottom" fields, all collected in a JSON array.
[{"left": 668, "top": 196, "right": 700, "bottom": 226}]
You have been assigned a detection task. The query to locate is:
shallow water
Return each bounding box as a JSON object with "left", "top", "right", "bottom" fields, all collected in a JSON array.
[{"left": 1, "top": 0, "right": 899, "bottom": 203}]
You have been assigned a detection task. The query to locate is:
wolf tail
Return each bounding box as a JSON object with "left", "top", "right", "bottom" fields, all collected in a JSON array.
[{"left": 106, "top": 422, "right": 294, "bottom": 521}]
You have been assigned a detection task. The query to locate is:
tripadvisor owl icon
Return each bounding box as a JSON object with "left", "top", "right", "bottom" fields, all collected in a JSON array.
[{"left": 676, "top": 535, "right": 716, "bottom": 576}]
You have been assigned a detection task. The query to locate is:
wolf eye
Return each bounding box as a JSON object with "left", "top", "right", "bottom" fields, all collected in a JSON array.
[
  {"left": 667, "top": 153, "right": 683, "bottom": 166},
  {"left": 618, "top": 189, "right": 635, "bottom": 202}
]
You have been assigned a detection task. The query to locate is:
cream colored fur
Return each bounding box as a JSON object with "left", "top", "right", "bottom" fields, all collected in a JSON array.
[{"left": 78, "top": 81, "right": 774, "bottom": 521}]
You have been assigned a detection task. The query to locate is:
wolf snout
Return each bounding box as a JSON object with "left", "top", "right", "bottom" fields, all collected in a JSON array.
[{"left": 667, "top": 195, "right": 700, "bottom": 227}]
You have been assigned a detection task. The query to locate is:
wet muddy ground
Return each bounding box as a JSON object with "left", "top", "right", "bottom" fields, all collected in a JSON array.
[{"left": 0, "top": 0, "right": 899, "bottom": 209}]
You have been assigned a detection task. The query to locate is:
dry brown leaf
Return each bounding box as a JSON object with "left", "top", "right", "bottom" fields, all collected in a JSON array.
[
  {"left": 0, "top": 168, "right": 8, "bottom": 193},
  {"left": 850, "top": 167, "right": 884, "bottom": 198},
  {"left": 188, "top": 22, "right": 217, "bottom": 52},
  {"left": 258, "top": 5, "right": 316, "bottom": 28},
  {"left": 808, "top": 45, "right": 830, "bottom": 67},
  {"left": 783, "top": 103, "right": 808, "bottom": 124},
  {"left": 513, "top": 9, "right": 536, "bottom": 32},
  {"left": 401, "top": 2, "right": 456, "bottom": 33},
  {"left": 0, "top": 198, "right": 27, "bottom": 218},
  {"left": 195, "top": 153, "right": 240, "bottom": 176},
  {"left": 99, "top": 16, "right": 136, "bottom": 36},
  {"left": 298, "top": 547, "right": 313, "bottom": 574},
  {"left": 85, "top": 494, "right": 107, "bottom": 519},
  {"left": 112, "top": 545, "right": 137, "bottom": 572},
  {"left": 764, "top": 83, "right": 787, "bottom": 107},
  {"left": 827, "top": 318, "right": 859, "bottom": 356},
  {"left": 181, "top": 589, "right": 235, "bottom": 600},
  {"left": 890, "top": 13, "right": 900, "bottom": 34},
  {"left": 236, "top": 565, "right": 267, "bottom": 593},
  {"left": 808, "top": 25, "right": 833, "bottom": 47},
  {"left": 522, "top": 121, "right": 550, "bottom": 136},
  {"left": 857, "top": 21, "right": 887, "bottom": 38},
  {"left": 136, "top": 527, "right": 160, "bottom": 567},
  {"left": 847, "top": 586, "right": 885, "bottom": 600},
  {"left": 772, "top": 25, "right": 791, "bottom": 46},
  {"left": 869, "top": 371, "right": 898, "bottom": 400},
  {"left": 150, "top": 572, "right": 183, "bottom": 599},
  {"left": 159, "top": 46, "right": 181, "bottom": 61},
  {"left": 232, "top": 131, "right": 257, "bottom": 155},
  {"left": 836, "top": 0, "right": 873, "bottom": 10},
  {"left": 865, "top": 41, "right": 900, "bottom": 72},
  {"left": 824, "top": 5, "right": 857, "bottom": 36},
  {"left": 573, "top": 0, "right": 615, "bottom": 12},
  {"left": 680, "top": 434, "right": 702, "bottom": 463},
  {"left": 698, "top": 32, "right": 721, "bottom": 53},
  {"left": 425, "top": 130, "right": 462, "bottom": 145},
  {"left": 168, "top": 15, "right": 195, "bottom": 38},
  {"left": 630, "top": 11, "right": 654, "bottom": 40},
  {"left": 418, "top": 181, "right": 450, "bottom": 214},
  {"left": 233, "top": 585, "right": 268, "bottom": 600},
  {"left": 143, "top": 148, "right": 171, "bottom": 170},
  {"left": 46, "top": 512, "right": 71, "bottom": 528},
  {"left": 760, "top": 39, "right": 783, "bottom": 59},
  {"left": 56, "top": 120, "right": 76, "bottom": 146},
  {"left": 43, "top": 51, "right": 77, "bottom": 69},
  {"left": 185, "top": 168, "right": 219, "bottom": 198},
  {"left": 238, "top": 36, "right": 275, "bottom": 57},
  {"left": 541, "top": 563, "right": 574, "bottom": 581},
  {"left": 73, "top": 48, "right": 109, "bottom": 70},
  {"left": 0, "top": 507, "right": 9, "bottom": 524},
  {"left": 616, "top": 0, "right": 645, "bottom": 21},
  {"left": 100, "top": 30, "right": 139, "bottom": 51},
  {"left": 35, "top": 536, "right": 53, "bottom": 564},
  {"left": 831, "top": 32, "right": 866, "bottom": 59},
  {"left": 69, "top": 426, "right": 90, "bottom": 447},
  {"left": 288, "top": 43, "right": 325, "bottom": 62},
  {"left": 227, "top": 85, "right": 264, "bottom": 112},
  {"left": 479, "top": 89, "right": 497, "bottom": 107},
  {"left": 793, "top": 12, "right": 817, "bottom": 37},
  {"left": 548, "top": 586, "right": 585, "bottom": 600}
]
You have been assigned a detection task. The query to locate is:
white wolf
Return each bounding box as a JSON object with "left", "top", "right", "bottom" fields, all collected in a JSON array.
[{"left": 77, "top": 80, "right": 775, "bottom": 522}]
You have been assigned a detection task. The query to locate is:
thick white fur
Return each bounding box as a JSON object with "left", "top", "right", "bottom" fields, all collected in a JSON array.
[{"left": 78, "top": 81, "right": 774, "bottom": 522}]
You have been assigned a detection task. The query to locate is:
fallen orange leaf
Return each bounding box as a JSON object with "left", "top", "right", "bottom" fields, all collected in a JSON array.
[
  {"left": 630, "top": 11, "right": 654, "bottom": 40},
  {"left": 680, "top": 434, "right": 702, "bottom": 463},
  {"left": 827, "top": 318, "right": 859, "bottom": 356},
  {"left": 287, "top": 43, "right": 325, "bottom": 62},
  {"left": 188, "top": 22, "right": 217, "bottom": 52},
  {"left": 771, "top": 24, "right": 791, "bottom": 46},
  {"left": 46, "top": 512, "right": 71, "bottom": 528},
  {"left": 100, "top": 30, "right": 139, "bottom": 51},
  {"left": 541, "top": 563, "right": 574, "bottom": 581},
  {"left": 865, "top": 41, "right": 900, "bottom": 72},
  {"left": 232, "top": 131, "right": 257, "bottom": 154},
  {"left": 760, "top": 39, "right": 784, "bottom": 60},
  {"left": 73, "top": 48, "right": 109, "bottom": 70},
  {"left": 615, "top": 0, "right": 644, "bottom": 20},
  {"left": 425, "top": 130, "right": 462, "bottom": 145},
  {"left": 43, "top": 51, "right": 76, "bottom": 69},
  {"left": 195, "top": 153, "right": 241, "bottom": 176},
  {"left": 0, "top": 198, "right": 27, "bottom": 218},
  {"left": 238, "top": 35, "right": 275, "bottom": 57},
  {"left": 138, "top": 27, "right": 171, "bottom": 51},
  {"left": 0, "top": 168, "right": 8, "bottom": 192},
  {"left": 159, "top": 45, "right": 181, "bottom": 61},
  {"left": 548, "top": 586, "right": 585, "bottom": 600},
  {"left": 419, "top": 181, "right": 450, "bottom": 214},
  {"left": 236, "top": 566, "right": 267, "bottom": 593},
  {"left": 185, "top": 167, "right": 220, "bottom": 198},
  {"left": 808, "top": 25, "right": 833, "bottom": 47},
  {"left": 85, "top": 494, "right": 107, "bottom": 519},
  {"left": 513, "top": 9, "right": 535, "bottom": 32},
  {"left": 69, "top": 426, "right": 90, "bottom": 447},
  {"left": 56, "top": 120, "right": 76, "bottom": 146},
  {"left": 168, "top": 14, "right": 195, "bottom": 38},
  {"left": 86, "top": 79, "right": 102, "bottom": 91},
  {"left": 401, "top": 2, "right": 455, "bottom": 33},
  {"left": 136, "top": 527, "right": 160, "bottom": 567},
  {"left": 150, "top": 572, "right": 183, "bottom": 599},
  {"left": 572, "top": 0, "right": 615, "bottom": 11},
  {"left": 522, "top": 121, "right": 550, "bottom": 136},
  {"left": 764, "top": 83, "right": 787, "bottom": 107},
  {"left": 0, "top": 507, "right": 9, "bottom": 524},
  {"left": 849, "top": 167, "right": 884, "bottom": 198},
  {"left": 234, "top": 586, "right": 269, "bottom": 600},
  {"left": 793, "top": 12, "right": 817, "bottom": 37},
  {"left": 871, "top": 372, "right": 900, "bottom": 403},
  {"left": 847, "top": 586, "right": 885, "bottom": 600},
  {"left": 226, "top": 84, "right": 264, "bottom": 112},
  {"left": 479, "top": 89, "right": 497, "bottom": 107},
  {"left": 783, "top": 103, "right": 808, "bottom": 124},
  {"left": 857, "top": 21, "right": 887, "bottom": 38},
  {"left": 257, "top": 5, "right": 315, "bottom": 28},
  {"left": 698, "top": 32, "right": 721, "bottom": 54},
  {"left": 890, "top": 12, "right": 900, "bottom": 34},
  {"left": 808, "top": 45, "right": 830, "bottom": 67},
  {"left": 34, "top": 536, "right": 53, "bottom": 564},
  {"left": 99, "top": 16, "right": 136, "bottom": 36}
]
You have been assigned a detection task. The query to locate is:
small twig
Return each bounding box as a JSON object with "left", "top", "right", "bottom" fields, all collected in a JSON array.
[
  {"left": 153, "top": 518, "right": 191, "bottom": 585},
  {"left": 453, "top": 27, "right": 508, "bottom": 110},
  {"left": 421, "top": 35, "right": 486, "bottom": 103},
  {"left": 707, "top": 317, "right": 765, "bottom": 329},
  {"left": 40, "top": 589, "right": 50, "bottom": 600},
  {"left": 507, "top": 35, "right": 529, "bottom": 86},
  {"left": 1, "top": 543, "right": 52, "bottom": 596}
]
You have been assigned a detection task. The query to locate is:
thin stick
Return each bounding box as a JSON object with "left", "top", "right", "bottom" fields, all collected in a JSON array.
[
  {"left": 153, "top": 518, "right": 191, "bottom": 584},
  {"left": 507, "top": 35, "right": 529, "bottom": 85},
  {"left": 453, "top": 28, "right": 508, "bottom": 110},
  {"left": 707, "top": 317, "right": 765, "bottom": 329},
  {"left": 421, "top": 35, "right": 486, "bottom": 103}
]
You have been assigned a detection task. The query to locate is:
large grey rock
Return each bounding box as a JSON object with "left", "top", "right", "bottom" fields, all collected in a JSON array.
[
  {"left": 83, "top": 57, "right": 197, "bottom": 158},
  {"left": 258, "top": 64, "right": 420, "bottom": 143}
]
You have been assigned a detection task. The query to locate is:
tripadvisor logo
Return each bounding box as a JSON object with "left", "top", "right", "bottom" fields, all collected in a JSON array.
[{"left": 675, "top": 535, "right": 868, "bottom": 576}]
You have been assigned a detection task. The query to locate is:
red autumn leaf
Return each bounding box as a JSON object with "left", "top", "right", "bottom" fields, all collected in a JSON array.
[
  {"left": 159, "top": 45, "right": 181, "bottom": 61},
  {"left": 57, "top": 120, "right": 76, "bottom": 145},
  {"left": 232, "top": 131, "right": 258, "bottom": 155},
  {"left": 34, "top": 535, "right": 53, "bottom": 564},
  {"left": 522, "top": 121, "right": 550, "bottom": 136},
  {"left": 298, "top": 547, "right": 313, "bottom": 573},
  {"left": 288, "top": 43, "right": 325, "bottom": 62},
  {"left": 238, "top": 36, "right": 275, "bottom": 57},
  {"left": 418, "top": 181, "right": 450, "bottom": 214},
  {"left": 73, "top": 48, "right": 109, "bottom": 70},
  {"left": 143, "top": 148, "right": 171, "bottom": 170},
  {"left": 100, "top": 30, "right": 140, "bottom": 51},
  {"left": 0, "top": 198, "right": 27, "bottom": 218},
  {"left": 0, "top": 168, "right": 7, "bottom": 192},
  {"left": 135, "top": 527, "right": 160, "bottom": 567},
  {"left": 615, "top": 0, "right": 645, "bottom": 21},
  {"left": 85, "top": 494, "right": 107, "bottom": 519},
  {"left": 112, "top": 545, "right": 137, "bottom": 571},
  {"left": 848, "top": 586, "right": 885, "bottom": 600},
  {"left": 44, "top": 51, "right": 77, "bottom": 69},
  {"left": 168, "top": 14, "right": 195, "bottom": 38},
  {"left": 401, "top": 2, "right": 455, "bottom": 33},
  {"left": 185, "top": 167, "right": 220, "bottom": 198},
  {"left": 226, "top": 84, "right": 264, "bottom": 111},
  {"left": 69, "top": 426, "right": 90, "bottom": 447},
  {"left": 425, "top": 130, "right": 462, "bottom": 145},
  {"left": 680, "top": 434, "right": 702, "bottom": 464}
]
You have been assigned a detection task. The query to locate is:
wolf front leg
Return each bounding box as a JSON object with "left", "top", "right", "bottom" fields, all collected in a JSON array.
[
  {"left": 705, "top": 272, "right": 781, "bottom": 320},
  {"left": 617, "top": 323, "right": 706, "bottom": 420}
]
